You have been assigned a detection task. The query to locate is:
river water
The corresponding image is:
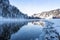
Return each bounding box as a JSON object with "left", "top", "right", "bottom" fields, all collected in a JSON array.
[{"left": 0, "top": 19, "right": 60, "bottom": 40}]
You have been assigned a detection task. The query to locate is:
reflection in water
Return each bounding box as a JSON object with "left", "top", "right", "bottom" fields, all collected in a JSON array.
[
  {"left": 10, "top": 22, "right": 42, "bottom": 40},
  {"left": 0, "top": 22, "right": 28, "bottom": 40},
  {"left": 32, "top": 20, "right": 59, "bottom": 40},
  {"left": 32, "top": 21, "right": 45, "bottom": 27},
  {"left": 0, "top": 20, "right": 60, "bottom": 40}
]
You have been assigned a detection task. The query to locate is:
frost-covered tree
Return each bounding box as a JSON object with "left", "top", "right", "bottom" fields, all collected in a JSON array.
[{"left": 0, "top": 0, "right": 28, "bottom": 18}]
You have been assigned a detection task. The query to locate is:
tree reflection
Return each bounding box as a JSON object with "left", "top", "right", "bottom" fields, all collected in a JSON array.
[{"left": 0, "top": 22, "right": 28, "bottom": 40}]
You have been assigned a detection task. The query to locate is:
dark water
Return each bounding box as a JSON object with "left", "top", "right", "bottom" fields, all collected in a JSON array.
[{"left": 0, "top": 19, "right": 60, "bottom": 40}]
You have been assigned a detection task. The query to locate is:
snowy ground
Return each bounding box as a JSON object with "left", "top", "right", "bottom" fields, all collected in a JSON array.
[{"left": 46, "top": 19, "right": 60, "bottom": 35}]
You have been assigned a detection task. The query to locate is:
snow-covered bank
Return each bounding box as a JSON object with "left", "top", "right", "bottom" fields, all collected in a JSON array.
[{"left": 44, "top": 19, "right": 60, "bottom": 35}]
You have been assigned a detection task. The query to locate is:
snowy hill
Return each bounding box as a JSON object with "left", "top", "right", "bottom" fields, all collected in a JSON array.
[
  {"left": 0, "top": 0, "right": 28, "bottom": 18},
  {"left": 32, "top": 9, "right": 60, "bottom": 19}
]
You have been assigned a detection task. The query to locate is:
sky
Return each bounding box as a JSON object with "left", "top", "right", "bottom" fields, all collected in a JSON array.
[{"left": 9, "top": 0, "right": 60, "bottom": 16}]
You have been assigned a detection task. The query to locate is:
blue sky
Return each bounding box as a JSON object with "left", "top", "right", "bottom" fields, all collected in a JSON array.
[{"left": 9, "top": 0, "right": 60, "bottom": 16}]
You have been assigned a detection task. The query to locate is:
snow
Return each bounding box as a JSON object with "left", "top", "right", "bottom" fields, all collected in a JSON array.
[
  {"left": 47, "top": 19, "right": 60, "bottom": 35},
  {"left": 38, "top": 19, "right": 60, "bottom": 40}
]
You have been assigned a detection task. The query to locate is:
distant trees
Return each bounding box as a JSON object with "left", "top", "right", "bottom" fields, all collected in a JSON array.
[{"left": 28, "top": 16, "right": 40, "bottom": 19}]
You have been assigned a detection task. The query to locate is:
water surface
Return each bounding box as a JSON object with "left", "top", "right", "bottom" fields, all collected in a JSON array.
[{"left": 0, "top": 19, "right": 60, "bottom": 40}]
